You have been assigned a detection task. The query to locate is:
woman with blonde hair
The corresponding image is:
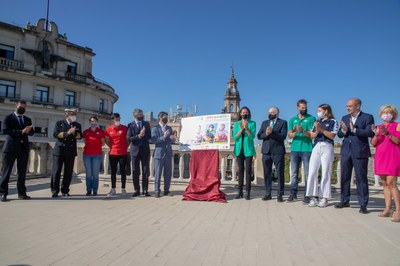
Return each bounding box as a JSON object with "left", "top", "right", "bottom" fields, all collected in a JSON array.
[{"left": 371, "top": 104, "right": 400, "bottom": 222}]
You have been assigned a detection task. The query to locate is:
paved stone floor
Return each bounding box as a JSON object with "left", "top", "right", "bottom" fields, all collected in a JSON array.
[{"left": 1, "top": 177, "right": 399, "bottom": 266}]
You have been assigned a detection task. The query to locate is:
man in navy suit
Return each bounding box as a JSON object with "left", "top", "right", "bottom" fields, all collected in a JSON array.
[
  {"left": 127, "top": 108, "right": 151, "bottom": 197},
  {"left": 257, "top": 107, "right": 288, "bottom": 202},
  {"left": 1, "top": 101, "right": 34, "bottom": 202},
  {"left": 51, "top": 109, "right": 82, "bottom": 197},
  {"left": 335, "top": 98, "right": 374, "bottom": 214},
  {"left": 151, "top": 111, "right": 175, "bottom": 198}
]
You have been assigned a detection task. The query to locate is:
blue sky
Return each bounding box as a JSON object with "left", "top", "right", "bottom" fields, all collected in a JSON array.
[{"left": 3, "top": 0, "right": 400, "bottom": 127}]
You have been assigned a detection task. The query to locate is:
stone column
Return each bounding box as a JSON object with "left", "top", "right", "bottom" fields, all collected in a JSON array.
[
  {"left": 300, "top": 162, "right": 305, "bottom": 185},
  {"left": 232, "top": 157, "right": 237, "bottom": 181},
  {"left": 179, "top": 153, "right": 184, "bottom": 179},
  {"left": 220, "top": 156, "right": 226, "bottom": 181},
  {"left": 28, "top": 148, "right": 36, "bottom": 174},
  {"left": 149, "top": 155, "right": 154, "bottom": 179},
  {"left": 336, "top": 157, "right": 341, "bottom": 186}
]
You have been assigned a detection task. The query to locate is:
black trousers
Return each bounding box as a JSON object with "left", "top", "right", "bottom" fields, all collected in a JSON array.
[
  {"left": 0, "top": 151, "right": 29, "bottom": 196},
  {"left": 236, "top": 153, "right": 253, "bottom": 193},
  {"left": 109, "top": 155, "right": 127, "bottom": 189},
  {"left": 262, "top": 153, "right": 285, "bottom": 197},
  {"left": 131, "top": 151, "right": 150, "bottom": 193},
  {"left": 51, "top": 155, "right": 75, "bottom": 195}
]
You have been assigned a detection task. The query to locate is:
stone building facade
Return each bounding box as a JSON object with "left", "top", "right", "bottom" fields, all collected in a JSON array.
[{"left": 0, "top": 19, "right": 118, "bottom": 136}]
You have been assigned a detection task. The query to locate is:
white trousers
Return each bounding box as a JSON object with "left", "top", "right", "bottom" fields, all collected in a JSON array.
[{"left": 306, "top": 142, "right": 334, "bottom": 199}]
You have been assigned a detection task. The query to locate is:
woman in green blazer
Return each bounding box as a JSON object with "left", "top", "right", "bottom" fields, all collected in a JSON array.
[{"left": 233, "top": 106, "right": 256, "bottom": 200}]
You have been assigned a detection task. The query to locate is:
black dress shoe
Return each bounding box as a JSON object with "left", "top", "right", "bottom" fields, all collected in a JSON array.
[
  {"left": 86, "top": 192, "right": 92, "bottom": 196},
  {"left": 245, "top": 193, "right": 251, "bottom": 200},
  {"left": 52, "top": 194, "right": 58, "bottom": 198},
  {"left": 143, "top": 192, "right": 151, "bottom": 197},
  {"left": 334, "top": 202, "right": 350, "bottom": 209},
  {"left": 132, "top": 192, "right": 140, "bottom": 197},
  {"left": 359, "top": 207, "right": 369, "bottom": 214},
  {"left": 262, "top": 194, "right": 272, "bottom": 201},
  {"left": 164, "top": 192, "right": 173, "bottom": 196},
  {"left": 18, "top": 194, "right": 31, "bottom": 200},
  {"left": 1, "top": 195, "right": 8, "bottom": 202},
  {"left": 277, "top": 196, "right": 284, "bottom": 202},
  {"left": 155, "top": 192, "right": 160, "bottom": 198},
  {"left": 235, "top": 192, "right": 243, "bottom": 199},
  {"left": 93, "top": 192, "right": 98, "bottom": 196}
]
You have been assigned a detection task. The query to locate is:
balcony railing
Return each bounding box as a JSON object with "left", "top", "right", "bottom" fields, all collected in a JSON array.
[
  {"left": 32, "top": 96, "right": 54, "bottom": 104},
  {"left": 0, "top": 92, "right": 20, "bottom": 100},
  {"left": 0, "top": 139, "right": 382, "bottom": 188},
  {"left": 63, "top": 100, "right": 80, "bottom": 108},
  {"left": 0, "top": 57, "right": 24, "bottom": 70},
  {"left": 65, "top": 72, "right": 87, "bottom": 83}
]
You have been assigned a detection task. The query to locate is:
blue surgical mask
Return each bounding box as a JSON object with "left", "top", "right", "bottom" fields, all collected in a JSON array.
[{"left": 317, "top": 112, "right": 324, "bottom": 119}]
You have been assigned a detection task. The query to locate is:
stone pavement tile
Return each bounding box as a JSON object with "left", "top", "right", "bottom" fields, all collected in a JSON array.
[{"left": 1, "top": 179, "right": 400, "bottom": 266}]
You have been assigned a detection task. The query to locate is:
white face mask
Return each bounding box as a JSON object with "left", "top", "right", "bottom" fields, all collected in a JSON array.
[
  {"left": 90, "top": 121, "right": 98, "bottom": 128},
  {"left": 114, "top": 121, "right": 120, "bottom": 127},
  {"left": 381, "top": 113, "right": 393, "bottom": 122},
  {"left": 317, "top": 112, "right": 324, "bottom": 119},
  {"left": 70, "top": 115, "right": 76, "bottom": 123}
]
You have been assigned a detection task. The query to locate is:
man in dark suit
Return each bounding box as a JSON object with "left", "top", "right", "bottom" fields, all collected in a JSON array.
[
  {"left": 51, "top": 109, "right": 82, "bottom": 197},
  {"left": 151, "top": 111, "right": 175, "bottom": 198},
  {"left": 127, "top": 108, "right": 151, "bottom": 197},
  {"left": 257, "top": 107, "right": 288, "bottom": 202},
  {"left": 1, "top": 101, "right": 34, "bottom": 202},
  {"left": 335, "top": 98, "right": 374, "bottom": 214}
]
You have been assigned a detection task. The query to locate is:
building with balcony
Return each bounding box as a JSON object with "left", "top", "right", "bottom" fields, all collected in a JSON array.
[{"left": 0, "top": 19, "right": 118, "bottom": 137}]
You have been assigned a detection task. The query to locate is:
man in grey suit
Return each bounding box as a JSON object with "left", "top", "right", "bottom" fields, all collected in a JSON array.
[{"left": 151, "top": 111, "right": 175, "bottom": 198}]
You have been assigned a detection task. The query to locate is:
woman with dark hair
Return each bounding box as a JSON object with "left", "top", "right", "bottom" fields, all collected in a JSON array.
[
  {"left": 83, "top": 116, "right": 105, "bottom": 196},
  {"left": 371, "top": 104, "right": 400, "bottom": 222},
  {"left": 232, "top": 106, "right": 256, "bottom": 200},
  {"left": 305, "top": 104, "right": 339, "bottom": 207}
]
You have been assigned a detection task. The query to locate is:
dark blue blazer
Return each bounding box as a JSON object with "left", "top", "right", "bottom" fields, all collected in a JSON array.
[
  {"left": 257, "top": 118, "right": 288, "bottom": 155},
  {"left": 52, "top": 120, "right": 82, "bottom": 157},
  {"left": 337, "top": 111, "right": 374, "bottom": 158},
  {"left": 2, "top": 113, "right": 34, "bottom": 153},
  {"left": 127, "top": 120, "right": 151, "bottom": 157}
]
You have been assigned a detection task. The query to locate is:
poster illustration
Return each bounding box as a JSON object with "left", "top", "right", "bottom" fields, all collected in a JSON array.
[{"left": 179, "top": 114, "right": 231, "bottom": 151}]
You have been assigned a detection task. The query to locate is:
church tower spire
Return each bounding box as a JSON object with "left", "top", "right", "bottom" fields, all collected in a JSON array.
[{"left": 221, "top": 67, "right": 241, "bottom": 122}]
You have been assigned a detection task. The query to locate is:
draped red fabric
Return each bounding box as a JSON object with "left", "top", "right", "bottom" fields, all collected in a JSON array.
[{"left": 182, "top": 149, "right": 227, "bottom": 203}]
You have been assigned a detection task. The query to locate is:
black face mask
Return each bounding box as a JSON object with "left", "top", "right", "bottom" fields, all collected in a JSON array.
[
  {"left": 268, "top": 114, "right": 276, "bottom": 120},
  {"left": 162, "top": 118, "right": 168, "bottom": 124},
  {"left": 137, "top": 116, "right": 143, "bottom": 121},
  {"left": 17, "top": 107, "right": 25, "bottom": 115},
  {"left": 299, "top": 109, "right": 307, "bottom": 116},
  {"left": 241, "top": 114, "right": 249, "bottom": 120}
]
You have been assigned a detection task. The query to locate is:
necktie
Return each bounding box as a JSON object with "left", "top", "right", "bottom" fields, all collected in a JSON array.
[
  {"left": 18, "top": 116, "right": 23, "bottom": 127},
  {"left": 138, "top": 122, "right": 142, "bottom": 131}
]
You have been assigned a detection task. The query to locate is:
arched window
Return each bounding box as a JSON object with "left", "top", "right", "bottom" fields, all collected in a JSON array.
[{"left": 230, "top": 104, "right": 234, "bottom": 112}]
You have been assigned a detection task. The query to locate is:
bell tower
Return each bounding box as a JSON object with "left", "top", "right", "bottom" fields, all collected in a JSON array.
[{"left": 221, "top": 68, "right": 241, "bottom": 122}]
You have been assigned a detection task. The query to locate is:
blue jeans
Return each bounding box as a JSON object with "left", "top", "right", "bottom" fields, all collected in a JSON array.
[
  {"left": 83, "top": 155, "right": 102, "bottom": 193},
  {"left": 290, "top": 151, "right": 311, "bottom": 197}
]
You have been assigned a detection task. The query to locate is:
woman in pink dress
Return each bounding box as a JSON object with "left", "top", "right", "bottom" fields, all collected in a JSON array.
[{"left": 371, "top": 104, "right": 400, "bottom": 222}]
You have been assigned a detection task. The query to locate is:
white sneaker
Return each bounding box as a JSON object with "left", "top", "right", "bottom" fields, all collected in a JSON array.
[
  {"left": 107, "top": 188, "right": 116, "bottom": 197},
  {"left": 318, "top": 198, "right": 328, "bottom": 208},
  {"left": 121, "top": 189, "right": 127, "bottom": 197},
  {"left": 308, "top": 197, "right": 318, "bottom": 207}
]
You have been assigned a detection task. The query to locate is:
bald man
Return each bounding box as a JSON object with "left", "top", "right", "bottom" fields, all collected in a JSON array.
[{"left": 335, "top": 98, "right": 374, "bottom": 214}]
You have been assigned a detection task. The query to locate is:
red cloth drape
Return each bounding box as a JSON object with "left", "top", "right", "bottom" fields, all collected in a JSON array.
[{"left": 182, "top": 149, "right": 226, "bottom": 203}]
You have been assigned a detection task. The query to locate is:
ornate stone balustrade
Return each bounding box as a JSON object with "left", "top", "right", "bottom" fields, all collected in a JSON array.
[{"left": 0, "top": 138, "right": 379, "bottom": 187}]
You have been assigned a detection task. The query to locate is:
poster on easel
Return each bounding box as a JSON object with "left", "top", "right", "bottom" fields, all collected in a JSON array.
[{"left": 179, "top": 114, "right": 231, "bottom": 151}]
